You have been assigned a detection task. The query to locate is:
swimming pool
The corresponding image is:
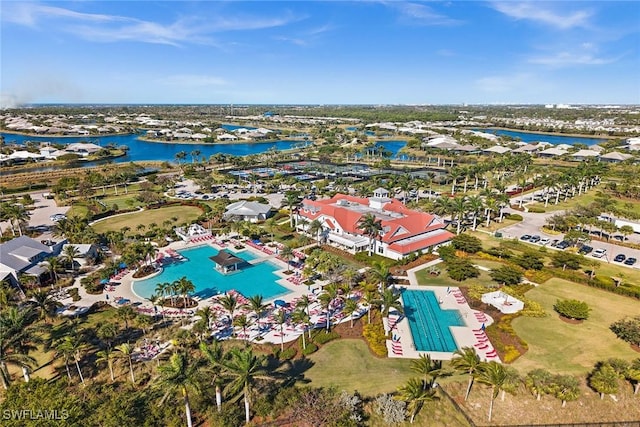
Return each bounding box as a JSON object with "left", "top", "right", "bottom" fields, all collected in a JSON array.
[
  {"left": 401, "top": 289, "right": 464, "bottom": 352},
  {"left": 132, "top": 246, "right": 290, "bottom": 300}
]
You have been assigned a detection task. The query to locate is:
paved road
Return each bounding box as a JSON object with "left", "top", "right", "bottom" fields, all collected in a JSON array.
[{"left": 0, "top": 192, "right": 71, "bottom": 235}]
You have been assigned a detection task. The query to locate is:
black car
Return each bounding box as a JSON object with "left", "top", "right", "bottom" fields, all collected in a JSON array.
[
  {"left": 624, "top": 257, "right": 637, "bottom": 266},
  {"left": 549, "top": 239, "right": 560, "bottom": 247},
  {"left": 578, "top": 245, "right": 593, "bottom": 255},
  {"left": 556, "top": 241, "right": 571, "bottom": 250},
  {"left": 520, "top": 234, "right": 532, "bottom": 241},
  {"left": 614, "top": 254, "right": 627, "bottom": 263}
]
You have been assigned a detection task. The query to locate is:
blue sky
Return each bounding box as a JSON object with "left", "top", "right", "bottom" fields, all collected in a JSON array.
[{"left": 1, "top": 1, "right": 638, "bottom": 106}]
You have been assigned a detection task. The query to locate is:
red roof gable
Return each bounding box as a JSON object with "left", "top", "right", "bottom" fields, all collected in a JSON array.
[
  {"left": 387, "top": 231, "right": 454, "bottom": 254},
  {"left": 298, "top": 194, "right": 448, "bottom": 244}
]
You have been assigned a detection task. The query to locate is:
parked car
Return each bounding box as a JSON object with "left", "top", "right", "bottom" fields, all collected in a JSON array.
[
  {"left": 520, "top": 234, "right": 532, "bottom": 241},
  {"left": 578, "top": 245, "right": 593, "bottom": 255},
  {"left": 529, "top": 235, "right": 541, "bottom": 243},
  {"left": 614, "top": 254, "right": 627, "bottom": 262},
  {"left": 539, "top": 237, "right": 551, "bottom": 245},
  {"left": 550, "top": 239, "right": 560, "bottom": 247},
  {"left": 592, "top": 248, "right": 607, "bottom": 258},
  {"left": 624, "top": 257, "right": 637, "bottom": 266},
  {"left": 49, "top": 213, "right": 66, "bottom": 222},
  {"left": 556, "top": 241, "right": 571, "bottom": 250}
]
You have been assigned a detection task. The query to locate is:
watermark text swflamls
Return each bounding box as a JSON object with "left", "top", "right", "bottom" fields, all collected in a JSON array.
[{"left": 2, "top": 409, "right": 69, "bottom": 421}]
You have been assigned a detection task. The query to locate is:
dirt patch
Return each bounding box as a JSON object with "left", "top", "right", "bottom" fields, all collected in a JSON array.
[
  {"left": 558, "top": 314, "right": 584, "bottom": 324},
  {"left": 630, "top": 343, "right": 640, "bottom": 353}
]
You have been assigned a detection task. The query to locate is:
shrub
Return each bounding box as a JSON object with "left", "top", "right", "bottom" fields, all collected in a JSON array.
[
  {"left": 554, "top": 299, "right": 591, "bottom": 320},
  {"left": 373, "top": 393, "right": 406, "bottom": 424},
  {"left": 505, "top": 213, "right": 523, "bottom": 221},
  {"left": 502, "top": 345, "right": 522, "bottom": 363},
  {"left": 313, "top": 330, "right": 340, "bottom": 345},
  {"left": 445, "top": 258, "right": 480, "bottom": 281},
  {"left": 551, "top": 252, "right": 584, "bottom": 270},
  {"left": 277, "top": 347, "right": 297, "bottom": 360},
  {"left": 68, "top": 288, "right": 80, "bottom": 302},
  {"left": 527, "top": 207, "right": 546, "bottom": 213},
  {"left": 362, "top": 321, "right": 388, "bottom": 357},
  {"left": 451, "top": 233, "right": 482, "bottom": 254},
  {"left": 513, "top": 252, "right": 544, "bottom": 270},
  {"left": 610, "top": 316, "right": 640, "bottom": 347},
  {"left": 524, "top": 269, "right": 553, "bottom": 284},
  {"left": 302, "top": 343, "right": 318, "bottom": 355},
  {"left": 490, "top": 266, "right": 523, "bottom": 285},
  {"left": 482, "top": 247, "right": 514, "bottom": 259}
]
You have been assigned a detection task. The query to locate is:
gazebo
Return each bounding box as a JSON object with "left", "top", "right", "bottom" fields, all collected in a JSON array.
[{"left": 210, "top": 250, "right": 244, "bottom": 274}]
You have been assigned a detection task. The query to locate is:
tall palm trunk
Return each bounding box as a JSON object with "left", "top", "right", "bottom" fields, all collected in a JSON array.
[
  {"left": 487, "top": 386, "right": 495, "bottom": 421},
  {"left": 183, "top": 387, "right": 193, "bottom": 427},
  {"left": 22, "top": 366, "right": 30, "bottom": 382},
  {"left": 0, "top": 362, "right": 9, "bottom": 389},
  {"left": 128, "top": 357, "right": 135, "bottom": 383},
  {"left": 74, "top": 357, "right": 85, "bottom": 385},
  {"left": 244, "top": 394, "right": 251, "bottom": 424},
  {"left": 464, "top": 372, "right": 474, "bottom": 401},
  {"left": 215, "top": 385, "right": 222, "bottom": 412}
]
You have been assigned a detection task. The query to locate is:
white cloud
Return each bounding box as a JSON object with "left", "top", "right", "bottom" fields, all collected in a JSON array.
[
  {"left": 490, "top": 2, "right": 592, "bottom": 29},
  {"left": 528, "top": 51, "right": 618, "bottom": 67},
  {"left": 1, "top": 3, "right": 300, "bottom": 46},
  {"left": 157, "top": 75, "right": 229, "bottom": 87},
  {"left": 384, "top": 1, "right": 462, "bottom": 26}
]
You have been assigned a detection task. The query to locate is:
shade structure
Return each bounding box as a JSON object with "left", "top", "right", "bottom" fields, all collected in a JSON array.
[{"left": 274, "top": 299, "right": 287, "bottom": 307}]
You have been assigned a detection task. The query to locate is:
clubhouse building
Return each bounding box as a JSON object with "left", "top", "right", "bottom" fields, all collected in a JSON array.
[{"left": 296, "top": 188, "right": 453, "bottom": 260}]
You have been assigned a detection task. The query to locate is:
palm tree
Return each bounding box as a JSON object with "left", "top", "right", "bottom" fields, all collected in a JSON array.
[
  {"left": 466, "top": 195, "right": 484, "bottom": 231},
  {"left": 525, "top": 368, "right": 553, "bottom": 401},
  {"left": 378, "top": 288, "right": 404, "bottom": 319},
  {"left": 396, "top": 377, "right": 438, "bottom": 424},
  {"left": 285, "top": 190, "right": 300, "bottom": 228},
  {"left": 199, "top": 341, "right": 225, "bottom": 412},
  {"left": 62, "top": 245, "right": 80, "bottom": 272},
  {"left": 318, "top": 283, "right": 341, "bottom": 332},
  {"left": 96, "top": 347, "right": 116, "bottom": 382},
  {"left": 157, "top": 352, "right": 200, "bottom": 427},
  {"left": 245, "top": 295, "right": 268, "bottom": 326},
  {"left": 45, "top": 257, "right": 61, "bottom": 287},
  {"left": 0, "top": 308, "right": 38, "bottom": 388},
  {"left": 219, "top": 293, "right": 238, "bottom": 321},
  {"left": 589, "top": 363, "right": 620, "bottom": 399},
  {"left": 357, "top": 213, "right": 383, "bottom": 256},
  {"left": 116, "top": 305, "right": 137, "bottom": 330},
  {"left": 233, "top": 314, "right": 252, "bottom": 344},
  {"left": 56, "top": 335, "right": 88, "bottom": 386},
  {"left": 27, "top": 289, "right": 61, "bottom": 323},
  {"left": 308, "top": 219, "right": 323, "bottom": 244},
  {"left": 368, "top": 261, "right": 392, "bottom": 288},
  {"left": 451, "top": 346, "right": 482, "bottom": 401},
  {"left": 279, "top": 246, "right": 294, "bottom": 273},
  {"left": 343, "top": 299, "right": 359, "bottom": 328},
  {"left": 291, "top": 308, "right": 310, "bottom": 349},
  {"left": 222, "top": 347, "right": 275, "bottom": 425},
  {"left": 274, "top": 310, "right": 287, "bottom": 351},
  {"left": 625, "top": 358, "right": 640, "bottom": 395},
  {"left": 175, "top": 277, "right": 195, "bottom": 308},
  {"left": 551, "top": 374, "right": 581, "bottom": 407},
  {"left": 411, "top": 354, "right": 445, "bottom": 389},
  {"left": 451, "top": 196, "right": 469, "bottom": 235},
  {"left": 475, "top": 361, "right": 519, "bottom": 422},
  {"left": 115, "top": 343, "right": 136, "bottom": 383}
]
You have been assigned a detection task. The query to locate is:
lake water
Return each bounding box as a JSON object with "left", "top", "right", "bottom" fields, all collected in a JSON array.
[
  {"left": 474, "top": 128, "right": 606, "bottom": 146},
  {"left": 0, "top": 131, "right": 306, "bottom": 163}
]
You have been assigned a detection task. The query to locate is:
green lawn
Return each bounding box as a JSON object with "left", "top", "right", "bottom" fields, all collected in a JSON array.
[
  {"left": 511, "top": 278, "right": 640, "bottom": 375},
  {"left": 305, "top": 339, "right": 414, "bottom": 395},
  {"left": 91, "top": 205, "right": 203, "bottom": 233},
  {"left": 415, "top": 263, "right": 494, "bottom": 288}
]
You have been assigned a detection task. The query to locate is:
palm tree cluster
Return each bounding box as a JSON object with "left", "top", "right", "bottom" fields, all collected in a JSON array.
[
  {"left": 153, "top": 277, "right": 195, "bottom": 308},
  {"left": 0, "top": 201, "right": 30, "bottom": 237}
]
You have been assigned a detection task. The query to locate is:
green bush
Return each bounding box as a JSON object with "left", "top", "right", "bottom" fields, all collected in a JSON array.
[
  {"left": 302, "top": 343, "right": 318, "bottom": 355},
  {"left": 363, "top": 321, "right": 388, "bottom": 357},
  {"left": 277, "top": 347, "right": 297, "bottom": 360},
  {"left": 527, "top": 207, "right": 546, "bottom": 213},
  {"left": 451, "top": 234, "right": 482, "bottom": 254},
  {"left": 505, "top": 213, "right": 523, "bottom": 221},
  {"left": 445, "top": 258, "right": 480, "bottom": 281},
  {"left": 313, "top": 330, "right": 340, "bottom": 345},
  {"left": 553, "top": 299, "right": 591, "bottom": 320},
  {"left": 68, "top": 288, "right": 80, "bottom": 302}
]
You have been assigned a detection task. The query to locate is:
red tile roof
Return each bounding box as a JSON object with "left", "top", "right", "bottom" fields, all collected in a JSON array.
[
  {"left": 299, "top": 193, "right": 451, "bottom": 247},
  {"left": 387, "top": 231, "right": 454, "bottom": 255}
]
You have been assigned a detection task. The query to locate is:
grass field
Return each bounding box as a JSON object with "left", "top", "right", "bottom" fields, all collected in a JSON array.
[
  {"left": 91, "top": 205, "right": 203, "bottom": 233},
  {"left": 511, "top": 278, "right": 640, "bottom": 375},
  {"left": 415, "top": 263, "right": 495, "bottom": 288},
  {"left": 305, "top": 339, "right": 414, "bottom": 395}
]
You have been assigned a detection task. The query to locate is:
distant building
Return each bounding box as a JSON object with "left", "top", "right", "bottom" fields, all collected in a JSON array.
[
  {"left": 296, "top": 189, "right": 453, "bottom": 260},
  {"left": 224, "top": 201, "right": 272, "bottom": 223},
  {"left": 0, "top": 236, "right": 65, "bottom": 287}
]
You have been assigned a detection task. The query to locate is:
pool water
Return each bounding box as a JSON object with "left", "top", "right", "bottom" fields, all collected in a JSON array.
[
  {"left": 132, "top": 246, "right": 290, "bottom": 300},
  {"left": 401, "top": 289, "right": 464, "bottom": 352}
]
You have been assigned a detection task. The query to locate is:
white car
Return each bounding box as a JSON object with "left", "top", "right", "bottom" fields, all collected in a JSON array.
[
  {"left": 539, "top": 237, "right": 551, "bottom": 245},
  {"left": 49, "top": 214, "right": 66, "bottom": 222},
  {"left": 592, "top": 248, "right": 607, "bottom": 258}
]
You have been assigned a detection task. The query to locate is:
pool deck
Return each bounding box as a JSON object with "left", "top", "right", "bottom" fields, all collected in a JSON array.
[
  {"left": 385, "top": 263, "right": 501, "bottom": 362},
  {"left": 71, "top": 235, "right": 360, "bottom": 346}
]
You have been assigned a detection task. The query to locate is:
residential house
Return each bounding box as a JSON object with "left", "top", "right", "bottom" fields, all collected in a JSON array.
[{"left": 0, "top": 236, "right": 65, "bottom": 287}]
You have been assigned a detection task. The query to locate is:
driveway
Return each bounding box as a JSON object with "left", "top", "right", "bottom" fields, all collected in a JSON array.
[{"left": 0, "top": 192, "right": 71, "bottom": 236}]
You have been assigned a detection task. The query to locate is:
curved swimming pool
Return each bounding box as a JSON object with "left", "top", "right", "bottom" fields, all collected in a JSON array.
[{"left": 132, "top": 245, "right": 290, "bottom": 300}]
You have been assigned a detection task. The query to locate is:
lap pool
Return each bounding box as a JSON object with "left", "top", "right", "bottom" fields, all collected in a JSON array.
[
  {"left": 132, "top": 245, "right": 290, "bottom": 300},
  {"left": 401, "top": 289, "right": 464, "bottom": 352}
]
